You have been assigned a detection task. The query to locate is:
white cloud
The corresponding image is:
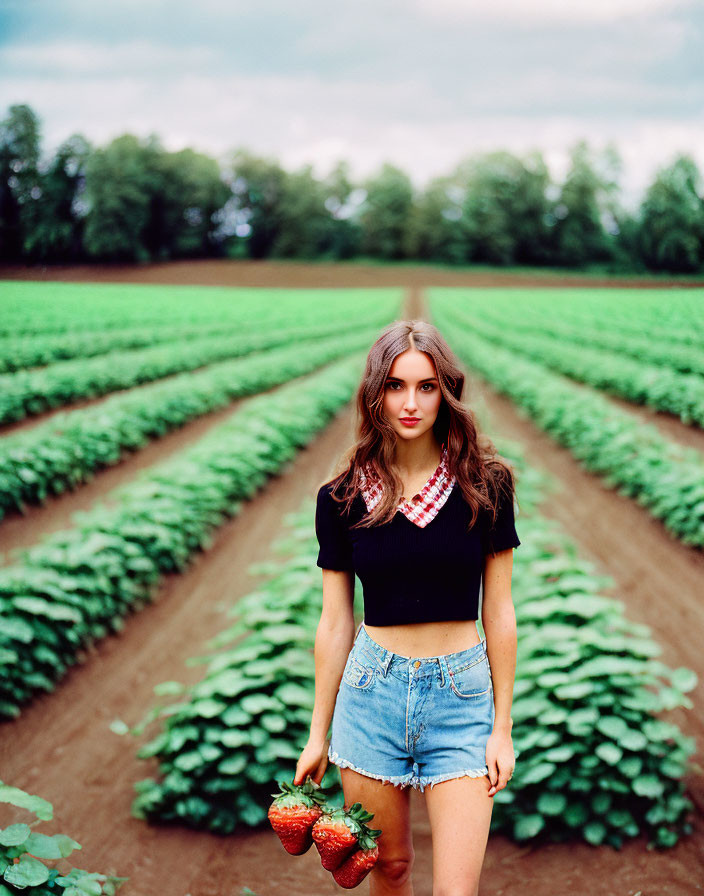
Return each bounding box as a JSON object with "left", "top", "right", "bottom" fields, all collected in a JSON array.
[
  {"left": 416, "top": 0, "right": 692, "bottom": 24},
  {"left": 0, "top": 40, "right": 217, "bottom": 76}
]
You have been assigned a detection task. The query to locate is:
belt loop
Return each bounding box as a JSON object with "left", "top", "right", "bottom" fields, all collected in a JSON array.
[{"left": 438, "top": 656, "right": 446, "bottom": 687}]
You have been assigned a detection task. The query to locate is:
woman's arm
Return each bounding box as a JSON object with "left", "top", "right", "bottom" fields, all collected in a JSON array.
[
  {"left": 481, "top": 547, "right": 517, "bottom": 797},
  {"left": 308, "top": 568, "right": 356, "bottom": 743},
  {"left": 294, "top": 568, "right": 356, "bottom": 785},
  {"left": 481, "top": 547, "right": 517, "bottom": 734}
]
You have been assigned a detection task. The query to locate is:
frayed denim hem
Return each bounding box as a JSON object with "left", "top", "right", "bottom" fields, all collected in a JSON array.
[
  {"left": 416, "top": 767, "right": 489, "bottom": 793},
  {"left": 328, "top": 747, "right": 415, "bottom": 789},
  {"left": 328, "top": 747, "right": 488, "bottom": 793}
]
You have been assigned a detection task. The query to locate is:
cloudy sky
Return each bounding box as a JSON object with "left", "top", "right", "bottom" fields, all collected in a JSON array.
[{"left": 1, "top": 0, "right": 702, "bottom": 206}]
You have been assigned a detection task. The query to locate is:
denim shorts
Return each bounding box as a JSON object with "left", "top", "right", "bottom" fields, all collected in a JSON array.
[{"left": 327, "top": 622, "right": 495, "bottom": 792}]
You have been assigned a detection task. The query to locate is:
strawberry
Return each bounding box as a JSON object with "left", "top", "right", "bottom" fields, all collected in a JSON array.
[
  {"left": 312, "top": 802, "right": 380, "bottom": 873},
  {"left": 312, "top": 805, "right": 359, "bottom": 870},
  {"left": 267, "top": 777, "right": 329, "bottom": 855},
  {"left": 332, "top": 828, "right": 382, "bottom": 889}
]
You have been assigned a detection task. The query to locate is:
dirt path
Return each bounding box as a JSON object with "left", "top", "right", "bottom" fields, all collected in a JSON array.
[
  {"left": 0, "top": 397, "right": 250, "bottom": 562},
  {"left": 0, "top": 370, "right": 303, "bottom": 562},
  {"left": 2, "top": 258, "right": 701, "bottom": 289},
  {"left": 0, "top": 284, "right": 702, "bottom": 895},
  {"left": 603, "top": 391, "right": 704, "bottom": 454}
]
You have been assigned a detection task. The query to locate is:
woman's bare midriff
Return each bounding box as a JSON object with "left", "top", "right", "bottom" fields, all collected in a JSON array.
[{"left": 362, "top": 619, "right": 481, "bottom": 658}]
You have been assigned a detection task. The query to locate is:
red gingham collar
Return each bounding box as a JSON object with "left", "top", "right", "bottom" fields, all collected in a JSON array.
[{"left": 358, "top": 443, "right": 456, "bottom": 528}]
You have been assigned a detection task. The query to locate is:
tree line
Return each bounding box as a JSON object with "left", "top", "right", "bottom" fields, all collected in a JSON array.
[{"left": 2, "top": 103, "right": 703, "bottom": 273}]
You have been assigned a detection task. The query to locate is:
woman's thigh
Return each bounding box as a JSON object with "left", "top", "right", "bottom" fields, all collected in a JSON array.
[
  {"left": 424, "top": 775, "right": 493, "bottom": 896},
  {"left": 339, "top": 766, "right": 415, "bottom": 868}
]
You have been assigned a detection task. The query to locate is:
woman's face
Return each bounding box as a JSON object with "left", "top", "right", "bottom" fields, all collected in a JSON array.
[{"left": 382, "top": 349, "right": 442, "bottom": 443}]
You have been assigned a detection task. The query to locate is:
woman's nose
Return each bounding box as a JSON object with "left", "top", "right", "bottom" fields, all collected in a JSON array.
[{"left": 404, "top": 390, "right": 418, "bottom": 411}]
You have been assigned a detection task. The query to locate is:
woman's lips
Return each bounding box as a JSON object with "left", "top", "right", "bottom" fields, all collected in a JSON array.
[{"left": 400, "top": 418, "right": 420, "bottom": 426}]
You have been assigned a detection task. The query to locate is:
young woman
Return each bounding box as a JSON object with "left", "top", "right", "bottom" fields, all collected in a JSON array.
[{"left": 294, "top": 319, "right": 520, "bottom": 896}]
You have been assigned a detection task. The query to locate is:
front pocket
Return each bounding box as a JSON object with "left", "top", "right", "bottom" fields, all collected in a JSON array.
[
  {"left": 342, "top": 654, "right": 377, "bottom": 690},
  {"left": 447, "top": 654, "right": 491, "bottom": 699}
]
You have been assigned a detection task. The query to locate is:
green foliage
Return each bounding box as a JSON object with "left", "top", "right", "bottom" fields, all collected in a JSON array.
[
  {"left": 0, "top": 780, "right": 127, "bottom": 895},
  {"left": 458, "top": 150, "right": 553, "bottom": 266},
  {"left": 552, "top": 141, "right": 619, "bottom": 267},
  {"left": 444, "top": 287, "right": 704, "bottom": 377},
  {"left": 20, "top": 134, "right": 91, "bottom": 264},
  {"left": 359, "top": 163, "right": 414, "bottom": 260},
  {"left": 132, "top": 502, "right": 348, "bottom": 831},
  {"left": 0, "top": 287, "right": 398, "bottom": 426},
  {"left": 440, "top": 291, "right": 704, "bottom": 425},
  {"left": 491, "top": 517, "right": 697, "bottom": 848},
  {"left": 638, "top": 155, "right": 704, "bottom": 273},
  {"left": 0, "top": 104, "right": 41, "bottom": 262},
  {"left": 271, "top": 165, "right": 331, "bottom": 259},
  {"left": 83, "top": 134, "right": 231, "bottom": 262},
  {"left": 431, "top": 291, "right": 704, "bottom": 550},
  {"left": 83, "top": 134, "right": 157, "bottom": 261},
  {"left": 319, "top": 161, "right": 363, "bottom": 259},
  {"left": 155, "top": 147, "right": 230, "bottom": 258},
  {"left": 0, "top": 352, "right": 371, "bottom": 718},
  {"left": 0, "top": 319, "right": 391, "bottom": 518},
  {"left": 227, "top": 150, "right": 288, "bottom": 259},
  {"left": 0, "top": 281, "right": 396, "bottom": 337},
  {"left": 403, "top": 175, "right": 467, "bottom": 264}
]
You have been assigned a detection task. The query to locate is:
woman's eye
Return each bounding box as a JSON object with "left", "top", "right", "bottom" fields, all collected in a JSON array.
[{"left": 385, "top": 382, "right": 435, "bottom": 391}]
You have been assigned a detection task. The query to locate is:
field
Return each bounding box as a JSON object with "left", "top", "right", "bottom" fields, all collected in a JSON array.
[{"left": 0, "top": 263, "right": 702, "bottom": 896}]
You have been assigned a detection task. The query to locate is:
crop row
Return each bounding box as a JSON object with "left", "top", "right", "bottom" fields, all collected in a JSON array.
[
  {"left": 0, "top": 288, "right": 401, "bottom": 373},
  {"left": 131, "top": 446, "right": 696, "bottom": 848},
  {"left": 436, "top": 299, "right": 704, "bottom": 426},
  {"left": 476, "top": 302, "right": 704, "bottom": 379},
  {"left": 0, "top": 298, "right": 398, "bottom": 426},
  {"left": 0, "top": 282, "right": 402, "bottom": 337},
  {"left": 0, "top": 353, "right": 365, "bottom": 719},
  {"left": 0, "top": 320, "right": 229, "bottom": 374},
  {"left": 430, "top": 297, "right": 704, "bottom": 550},
  {"left": 0, "top": 326, "right": 385, "bottom": 523},
  {"left": 453, "top": 288, "right": 703, "bottom": 348}
]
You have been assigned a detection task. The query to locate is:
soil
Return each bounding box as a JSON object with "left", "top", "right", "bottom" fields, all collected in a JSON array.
[
  {"left": 0, "top": 267, "right": 702, "bottom": 896},
  {"left": 2, "top": 257, "right": 703, "bottom": 289}
]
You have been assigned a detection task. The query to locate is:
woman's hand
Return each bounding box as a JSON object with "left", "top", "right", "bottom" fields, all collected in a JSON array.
[
  {"left": 485, "top": 727, "right": 515, "bottom": 797},
  {"left": 293, "top": 737, "right": 330, "bottom": 787}
]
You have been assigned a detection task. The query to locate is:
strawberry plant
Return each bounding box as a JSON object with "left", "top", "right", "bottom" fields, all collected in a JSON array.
[
  {"left": 0, "top": 289, "right": 400, "bottom": 425},
  {"left": 441, "top": 297, "right": 704, "bottom": 425},
  {"left": 0, "top": 353, "right": 369, "bottom": 719},
  {"left": 0, "top": 321, "right": 391, "bottom": 521},
  {"left": 0, "top": 281, "right": 400, "bottom": 337},
  {"left": 131, "top": 501, "right": 353, "bottom": 831},
  {"left": 0, "top": 780, "right": 127, "bottom": 895},
  {"left": 431, "top": 294, "right": 704, "bottom": 549}
]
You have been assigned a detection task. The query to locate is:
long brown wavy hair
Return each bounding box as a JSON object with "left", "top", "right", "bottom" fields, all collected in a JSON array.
[{"left": 321, "top": 318, "right": 519, "bottom": 534}]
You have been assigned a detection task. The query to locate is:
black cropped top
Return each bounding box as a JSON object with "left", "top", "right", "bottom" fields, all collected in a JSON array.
[{"left": 315, "top": 477, "right": 520, "bottom": 626}]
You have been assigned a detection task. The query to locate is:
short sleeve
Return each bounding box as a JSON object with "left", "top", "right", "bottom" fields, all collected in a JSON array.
[
  {"left": 315, "top": 484, "right": 355, "bottom": 571},
  {"left": 483, "top": 486, "right": 521, "bottom": 557}
]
